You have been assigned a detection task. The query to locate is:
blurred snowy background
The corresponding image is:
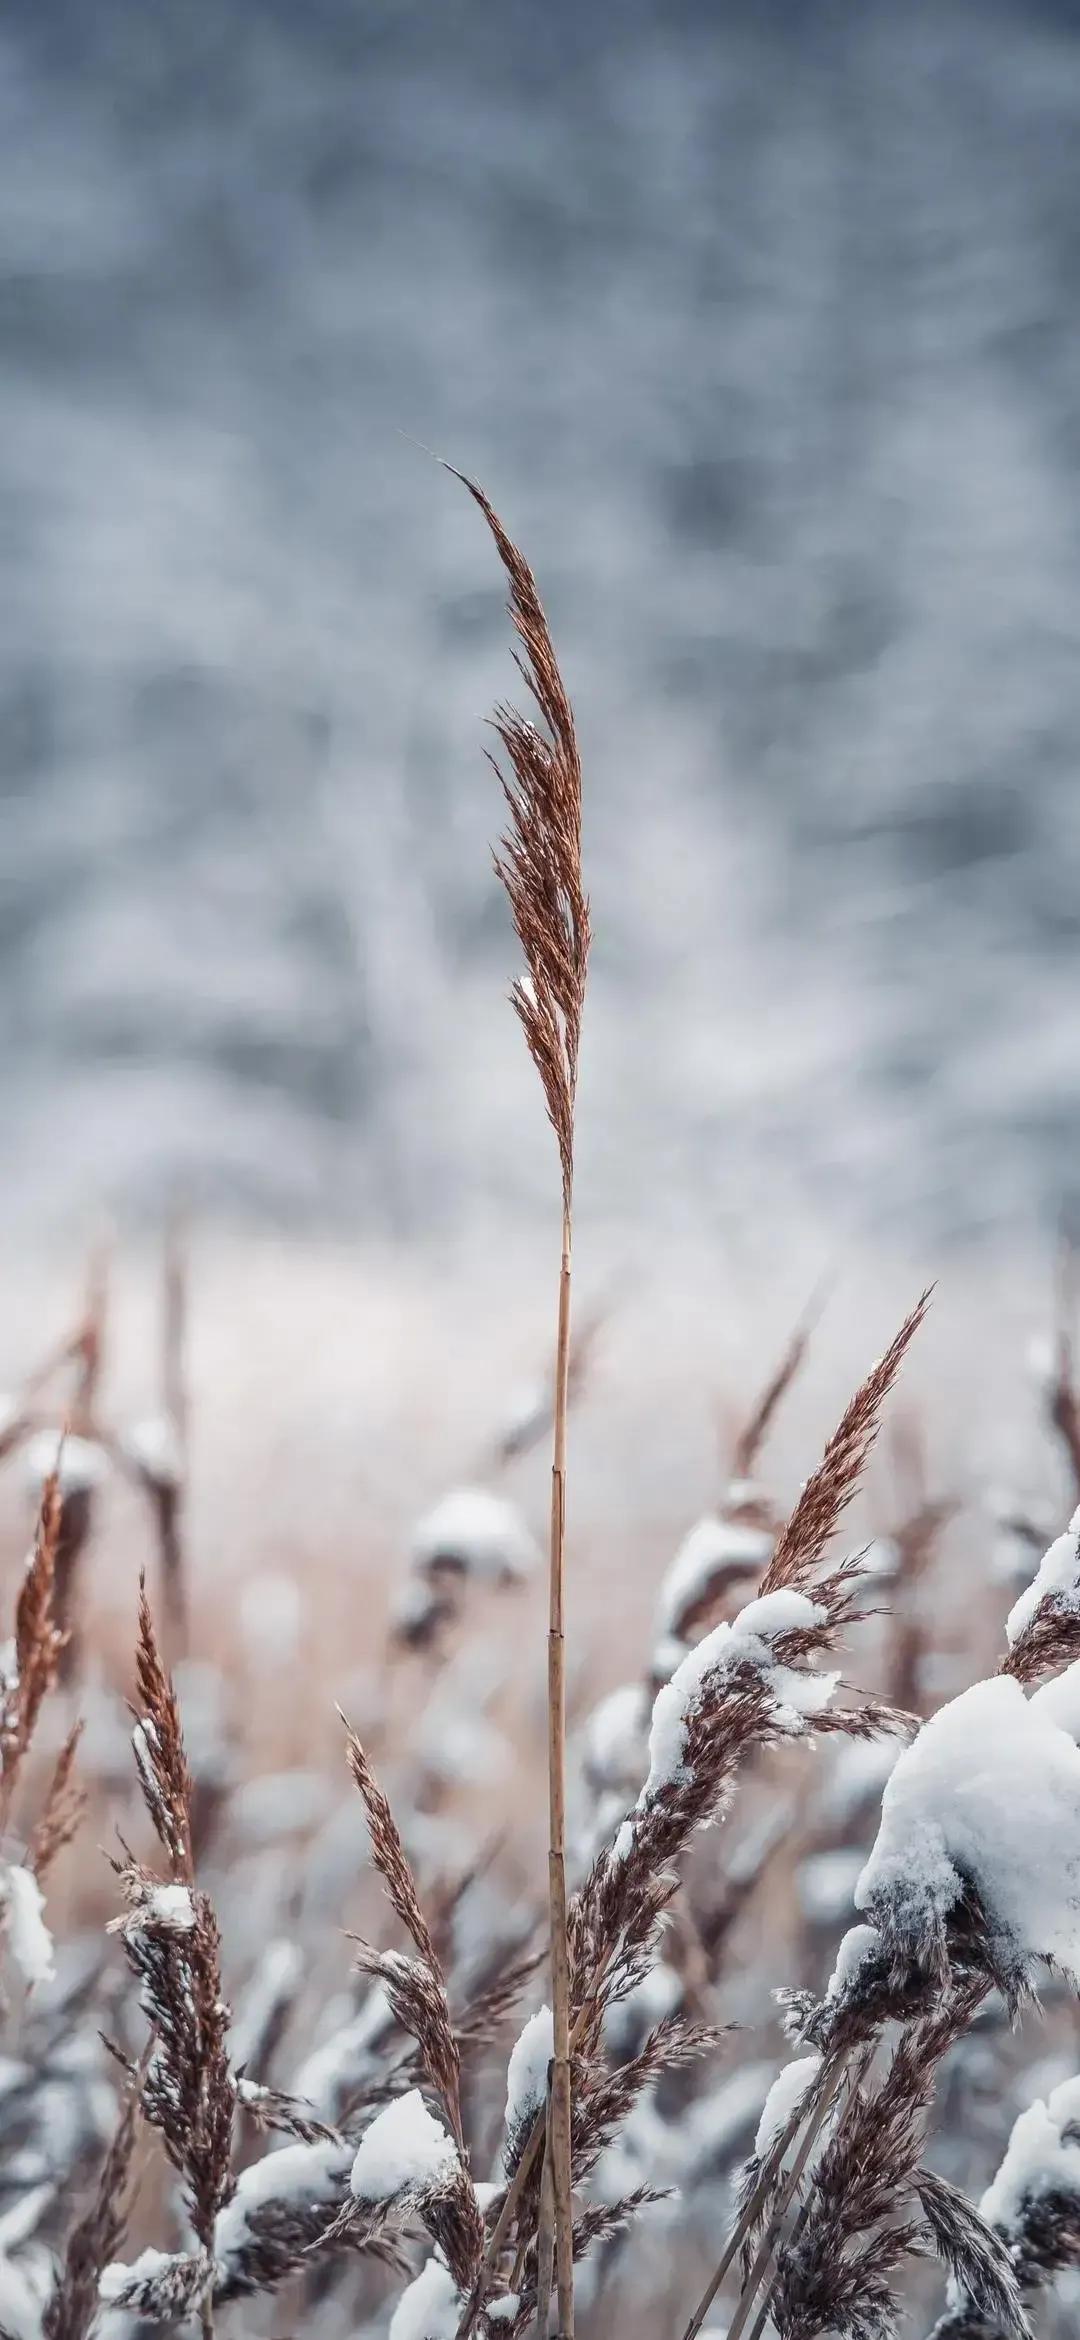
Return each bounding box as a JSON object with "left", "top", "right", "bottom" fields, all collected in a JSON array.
[{"left": 4, "top": 0, "right": 1080, "bottom": 1255}]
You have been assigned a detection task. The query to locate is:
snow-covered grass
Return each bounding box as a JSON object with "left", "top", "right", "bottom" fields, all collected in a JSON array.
[{"left": 2, "top": 1234, "right": 1080, "bottom": 2340}]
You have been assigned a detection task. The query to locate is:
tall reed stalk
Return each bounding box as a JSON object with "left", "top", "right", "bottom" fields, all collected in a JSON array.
[{"left": 455, "top": 470, "right": 589, "bottom": 2339}]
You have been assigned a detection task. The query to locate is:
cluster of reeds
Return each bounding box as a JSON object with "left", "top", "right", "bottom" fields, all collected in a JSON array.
[{"left": 4, "top": 485, "right": 1080, "bottom": 2340}]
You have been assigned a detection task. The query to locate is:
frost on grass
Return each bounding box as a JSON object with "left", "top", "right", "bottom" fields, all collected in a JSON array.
[
  {"left": 503, "top": 2004, "right": 552, "bottom": 2160},
  {"left": 856, "top": 1674, "right": 1080, "bottom": 1992},
  {"left": 640, "top": 1590, "right": 836, "bottom": 1807},
  {"left": 1, "top": 1865, "right": 55, "bottom": 1988},
  {"left": 349, "top": 2090, "right": 458, "bottom": 2207},
  {"left": 754, "top": 2053, "right": 822, "bottom": 2163},
  {"left": 1007, "top": 1504, "right": 1080, "bottom": 1646}
]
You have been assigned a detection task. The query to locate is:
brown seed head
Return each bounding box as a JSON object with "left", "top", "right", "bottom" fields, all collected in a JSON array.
[{"left": 452, "top": 469, "right": 589, "bottom": 1212}]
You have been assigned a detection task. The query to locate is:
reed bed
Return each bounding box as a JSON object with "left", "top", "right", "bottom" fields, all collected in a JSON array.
[{"left": 1, "top": 489, "right": 1080, "bottom": 2340}]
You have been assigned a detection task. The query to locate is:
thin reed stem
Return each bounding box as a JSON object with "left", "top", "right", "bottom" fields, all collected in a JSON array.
[
  {"left": 160, "top": 1210, "right": 189, "bottom": 1653},
  {"left": 454, "top": 467, "right": 588, "bottom": 2340},
  {"left": 457, "top": 1989, "right": 599, "bottom": 2338},
  {"left": 535, "top": 2093, "right": 557, "bottom": 2340},
  {"left": 723, "top": 2055, "right": 853, "bottom": 2340},
  {"left": 679, "top": 2054, "right": 848, "bottom": 2340},
  {"left": 548, "top": 1206, "right": 575, "bottom": 2337}
]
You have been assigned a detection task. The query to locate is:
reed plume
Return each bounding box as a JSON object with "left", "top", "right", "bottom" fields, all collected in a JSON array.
[
  {"left": 760, "top": 1291, "right": 932, "bottom": 1599},
  {"left": 0, "top": 1460, "right": 66, "bottom": 1838},
  {"left": 456, "top": 468, "right": 589, "bottom": 2339},
  {"left": 110, "top": 1581, "right": 234, "bottom": 2340},
  {"left": 342, "top": 1715, "right": 465, "bottom": 2149},
  {"left": 45, "top": 2068, "right": 142, "bottom": 2340}
]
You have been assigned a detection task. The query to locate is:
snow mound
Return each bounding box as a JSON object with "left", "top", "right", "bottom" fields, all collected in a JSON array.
[
  {"left": 388, "top": 2255, "right": 460, "bottom": 2340},
  {"left": 856, "top": 1675, "right": 1080, "bottom": 1990},
  {"left": 981, "top": 2071, "right": 1080, "bottom": 2240},
  {"left": 1, "top": 1867, "right": 54, "bottom": 1989},
  {"left": 349, "top": 2091, "right": 458, "bottom": 2205},
  {"left": 215, "top": 2138, "right": 351, "bottom": 2268},
  {"left": 641, "top": 1590, "right": 835, "bottom": 1805},
  {"left": 1007, "top": 1505, "right": 1080, "bottom": 1646},
  {"left": 754, "top": 2054, "right": 821, "bottom": 2163},
  {"left": 411, "top": 1487, "right": 538, "bottom": 1583},
  {"left": 657, "top": 1511, "right": 772, "bottom": 1637},
  {"left": 503, "top": 2007, "right": 552, "bottom": 2151}
]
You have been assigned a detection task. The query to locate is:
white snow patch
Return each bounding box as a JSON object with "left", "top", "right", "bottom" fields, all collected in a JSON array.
[
  {"left": 215, "top": 2138, "right": 350, "bottom": 2267},
  {"left": 610, "top": 1819, "right": 635, "bottom": 1866},
  {"left": 123, "top": 1414, "right": 183, "bottom": 1487},
  {"left": 754, "top": 2055, "right": 821, "bottom": 2163},
  {"left": 657, "top": 1514, "right": 772, "bottom": 1637},
  {"left": 0, "top": 2250, "right": 48, "bottom": 2340},
  {"left": 388, "top": 2254, "right": 460, "bottom": 2340},
  {"left": 1032, "top": 1660, "right": 1080, "bottom": 1743},
  {"left": 98, "top": 2248, "right": 185, "bottom": 2307},
  {"left": 2, "top": 1867, "right": 55, "bottom": 1988},
  {"left": 826, "top": 1924, "right": 881, "bottom": 2003},
  {"left": 236, "top": 2078, "right": 268, "bottom": 2108},
  {"left": 641, "top": 1591, "right": 835, "bottom": 1804},
  {"left": 411, "top": 1488, "right": 538, "bottom": 1582},
  {"left": 726, "top": 1478, "right": 766, "bottom": 1510},
  {"left": 1007, "top": 1507, "right": 1080, "bottom": 1646},
  {"left": 857, "top": 1675, "right": 1080, "bottom": 1987},
  {"left": 504, "top": 2007, "right": 552, "bottom": 2144},
  {"left": 24, "top": 1431, "right": 106, "bottom": 1495},
  {"left": 349, "top": 2090, "right": 458, "bottom": 2205},
  {"left": 146, "top": 1884, "right": 196, "bottom": 1932},
  {"left": 981, "top": 2072, "right": 1080, "bottom": 2239}
]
